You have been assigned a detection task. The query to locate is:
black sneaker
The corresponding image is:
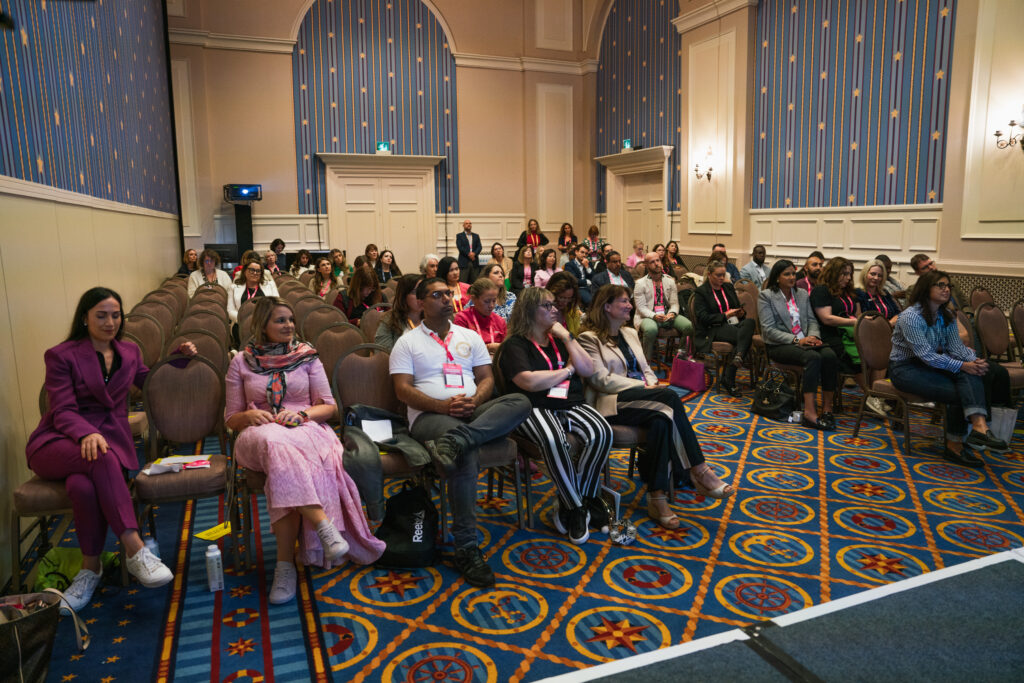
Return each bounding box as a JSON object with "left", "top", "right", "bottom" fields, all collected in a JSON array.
[
  {"left": 552, "top": 503, "right": 590, "bottom": 545},
  {"left": 452, "top": 546, "right": 495, "bottom": 588},
  {"left": 965, "top": 430, "right": 1009, "bottom": 453},
  {"left": 584, "top": 496, "right": 611, "bottom": 533}
]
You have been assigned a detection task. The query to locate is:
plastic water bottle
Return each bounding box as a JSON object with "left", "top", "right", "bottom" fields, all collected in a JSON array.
[
  {"left": 205, "top": 544, "right": 224, "bottom": 592},
  {"left": 144, "top": 537, "right": 160, "bottom": 560}
]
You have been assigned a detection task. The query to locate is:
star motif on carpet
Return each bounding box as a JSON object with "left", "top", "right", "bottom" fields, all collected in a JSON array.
[
  {"left": 842, "top": 437, "right": 871, "bottom": 447},
  {"left": 101, "top": 677, "right": 115, "bottom": 683},
  {"left": 86, "top": 618, "right": 98, "bottom": 625},
  {"left": 230, "top": 585, "right": 253, "bottom": 598},
  {"left": 478, "top": 496, "right": 509, "bottom": 510},
  {"left": 226, "top": 638, "right": 256, "bottom": 656},
  {"left": 850, "top": 483, "right": 886, "bottom": 497},
  {"left": 857, "top": 552, "right": 907, "bottom": 576},
  {"left": 646, "top": 525, "right": 692, "bottom": 542},
  {"left": 704, "top": 424, "right": 734, "bottom": 433},
  {"left": 369, "top": 571, "right": 426, "bottom": 598},
  {"left": 70, "top": 654, "right": 84, "bottom": 661},
  {"left": 61, "top": 675, "right": 76, "bottom": 681},
  {"left": 123, "top": 603, "right": 134, "bottom": 611},
  {"left": 118, "top": 619, "right": 131, "bottom": 626},
  {"left": 104, "top": 655, "right": 120, "bottom": 664},
  {"left": 112, "top": 636, "right": 126, "bottom": 644},
  {"left": 585, "top": 615, "right": 649, "bottom": 653},
  {"left": 127, "top": 589, "right": 138, "bottom": 595},
  {"left": 92, "top": 602, "right": 103, "bottom": 608}
]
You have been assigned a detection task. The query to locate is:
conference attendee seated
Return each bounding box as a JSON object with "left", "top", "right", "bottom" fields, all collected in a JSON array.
[
  {"left": 857, "top": 259, "right": 900, "bottom": 324},
  {"left": 419, "top": 253, "right": 440, "bottom": 279},
  {"left": 509, "top": 245, "right": 536, "bottom": 295},
  {"left": 591, "top": 250, "right": 635, "bottom": 293},
  {"left": 592, "top": 243, "right": 616, "bottom": 274},
  {"left": 875, "top": 254, "right": 906, "bottom": 302},
  {"left": 625, "top": 240, "right": 646, "bottom": 268},
  {"left": 226, "top": 297, "right": 383, "bottom": 604},
  {"left": 563, "top": 243, "right": 596, "bottom": 307},
  {"left": 456, "top": 219, "right": 481, "bottom": 283},
  {"left": 497, "top": 287, "right": 613, "bottom": 545},
  {"left": 810, "top": 256, "right": 864, "bottom": 397},
  {"left": 176, "top": 248, "right": 198, "bottom": 278},
  {"left": 556, "top": 223, "right": 577, "bottom": 260},
  {"left": 517, "top": 217, "right": 549, "bottom": 250},
  {"left": 579, "top": 285, "right": 735, "bottom": 529},
  {"left": 232, "top": 249, "right": 259, "bottom": 278},
  {"left": 269, "top": 238, "right": 287, "bottom": 271},
  {"left": 664, "top": 241, "right": 684, "bottom": 269},
  {"left": 454, "top": 278, "right": 507, "bottom": 353},
  {"left": 188, "top": 248, "right": 233, "bottom": 296},
  {"left": 634, "top": 252, "right": 694, "bottom": 362},
  {"left": 437, "top": 256, "right": 470, "bottom": 314},
  {"left": 27, "top": 288, "right": 195, "bottom": 614},
  {"left": 582, "top": 224, "right": 607, "bottom": 261},
  {"left": 329, "top": 248, "right": 348, "bottom": 279},
  {"left": 390, "top": 278, "right": 531, "bottom": 586},
  {"left": 475, "top": 263, "right": 517, "bottom": 321},
  {"left": 375, "top": 274, "right": 423, "bottom": 352},
  {"left": 363, "top": 244, "right": 380, "bottom": 273},
  {"left": 758, "top": 260, "right": 839, "bottom": 430},
  {"left": 333, "top": 265, "right": 382, "bottom": 324},
  {"left": 693, "top": 260, "right": 756, "bottom": 396},
  {"left": 910, "top": 253, "right": 967, "bottom": 310},
  {"left": 290, "top": 249, "right": 315, "bottom": 277},
  {"left": 890, "top": 270, "right": 1011, "bottom": 467},
  {"left": 490, "top": 243, "right": 514, "bottom": 283},
  {"left": 712, "top": 243, "right": 742, "bottom": 282},
  {"left": 264, "top": 251, "right": 282, "bottom": 276},
  {"left": 229, "top": 261, "right": 280, "bottom": 325},
  {"left": 795, "top": 250, "right": 825, "bottom": 293},
  {"left": 310, "top": 257, "right": 345, "bottom": 299},
  {"left": 533, "top": 248, "right": 561, "bottom": 289},
  {"left": 547, "top": 271, "right": 584, "bottom": 337},
  {"left": 374, "top": 249, "right": 401, "bottom": 284},
  {"left": 739, "top": 244, "right": 769, "bottom": 287}
]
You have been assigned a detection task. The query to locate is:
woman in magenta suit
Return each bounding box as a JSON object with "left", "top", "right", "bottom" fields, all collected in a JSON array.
[{"left": 26, "top": 287, "right": 196, "bottom": 614}]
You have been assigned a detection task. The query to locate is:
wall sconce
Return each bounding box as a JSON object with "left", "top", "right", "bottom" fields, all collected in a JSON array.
[
  {"left": 993, "top": 118, "right": 1023, "bottom": 154},
  {"left": 694, "top": 146, "right": 713, "bottom": 182}
]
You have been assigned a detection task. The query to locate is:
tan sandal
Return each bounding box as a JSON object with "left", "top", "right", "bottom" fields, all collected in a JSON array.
[
  {"left": 646, "top": 495, "right": 681, "bottom": 530},
  {"left": 691, "top": 465, "right": 736, "bottom": 499}
]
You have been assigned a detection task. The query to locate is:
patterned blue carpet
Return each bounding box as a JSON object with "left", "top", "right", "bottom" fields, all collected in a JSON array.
[{"left": 36, "top": 383, "right": 1024, "bottom": 682}]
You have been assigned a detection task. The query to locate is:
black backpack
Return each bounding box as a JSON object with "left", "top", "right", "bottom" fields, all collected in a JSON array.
[{"left": 374, "top": 481, "right": 438, "bottom": 568}]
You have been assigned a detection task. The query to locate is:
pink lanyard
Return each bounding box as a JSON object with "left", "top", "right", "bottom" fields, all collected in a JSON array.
[
  {"left": 470, "top": 312, "right": 494, "bottom": 344},
  {"left": 786, "top": 293, "right": 801, "bottom": 335},
  {"left": 530, "top": 335, "right": 564, "bottom": 370},
  {"left": 654, "top": 282, "right": 665, "bottom": 306},
  {"left": 712, "top": 287, "right": 729, "bottom": 314},
  {"left": 428, "top": 330, "right": 455, "bottom": 362},
  {"left": 839, "top": 295, "right": 855, "bottom": 317},
  {"left": 873, "top": 293, "right": 890, "bottom": 318}
]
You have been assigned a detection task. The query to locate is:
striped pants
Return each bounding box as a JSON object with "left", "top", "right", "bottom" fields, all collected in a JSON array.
[{"left": 514, "top": 403, "right": 613, "bottom": 509}]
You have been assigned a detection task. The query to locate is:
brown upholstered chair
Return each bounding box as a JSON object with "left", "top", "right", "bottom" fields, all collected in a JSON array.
[
  {"left": 969, "top": 286, "right": 995, "bottom": 312},
  {"left": 176, "top": 310, "right": 231, "bottom": 345},
  {"left": 236, "top": 298, "right": 258, "bottom": 340},
  {"left": 292, "top": 295, "right": 328, "bottom": 327},
  {"left": 299, "top": 271, "right": 316, "bottom": 286},
  {"left": 852, "top": 311, "right": 945, "bottom": 454},
  {"left": 974, "top": 303, "right": 1024, "bottom": 390},
  {"left": 165, "top": 330, "right": 229, "bottom": 375},
  {"left": 276, "top": 279, "right": 307, "bottom": 297},
  {"left": 186, "top": 299, "right": 229, "bottom": 322},
  {"left": 131, "top": 300, "right": 177, "bottom": 344},
  {"left": 314, "top": 323, "right": 368, "bottom": 382},
  {"left": 1010, "top": 299, "right": 1024, "bottom": 359},
  {"left": 135, "top": 355, "right": 233, "bottom": 565},
  {"left": 359, "top": 306, "right": 388, "bottom": 343},
  {"left": 190, "top": 284, "right": 228, "bottom": 307},
  {"left": 955, "top": 309, "right": 975, "bottom": 350},
  {"left": 143, "top": 289, "right": 184, "bottom": 320},
  {"left": 124, "top": 313, "right": 165, "bottom": 368},
  {"left": 299, "top": 304, "right": 345, "bottom": 343},
  {"left": 737, "top": 290, "right": 767, "bottom": 381},
  {"left": 688, "top": 294, "right": 732, "bottom": 389},
  {"left": 161, "top": 281, "right": 189, "bottom": 312}
]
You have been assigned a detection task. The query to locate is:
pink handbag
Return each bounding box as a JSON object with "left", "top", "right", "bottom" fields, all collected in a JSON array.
[{"left": 668, "top": 338, "right": 707, "bottom": 393}]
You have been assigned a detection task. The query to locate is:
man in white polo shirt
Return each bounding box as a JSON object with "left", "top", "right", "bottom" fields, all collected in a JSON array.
[{"left": 390, "top": 278, "right": 530, "bottom": 587}]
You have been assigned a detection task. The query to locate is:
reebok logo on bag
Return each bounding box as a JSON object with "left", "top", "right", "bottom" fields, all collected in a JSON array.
[{"left": 374, "top": 481, "right": 438, "bottom": 568}]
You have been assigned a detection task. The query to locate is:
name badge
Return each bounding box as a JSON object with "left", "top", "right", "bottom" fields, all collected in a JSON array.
[
  {"left": 727, "top": 316, "right": 739, "bottom": 325},
  {"left": 443, "top": 362, "right": 464, "bottom": 388},
  {"left": 654, "top": 305, "right": 665, "bottom": 314},
  {"left": 548, "top": 380, "right": 570, "bottom": 399}
]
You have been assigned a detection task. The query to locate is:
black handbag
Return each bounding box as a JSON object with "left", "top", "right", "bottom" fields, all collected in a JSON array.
[
  {"left": 374, "top": 481, "right": 438, "bottom": 568},
  {"left": 752, "top": 367, "right": 795, "bottom": 421}
]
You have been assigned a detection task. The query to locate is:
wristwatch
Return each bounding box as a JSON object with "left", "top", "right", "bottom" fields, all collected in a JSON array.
[
  {"left": 298, "top": 410, "right": 310, "bottom": 423},
  {"left": 565, "top": 366, "right": 575, "bottom": 377}
]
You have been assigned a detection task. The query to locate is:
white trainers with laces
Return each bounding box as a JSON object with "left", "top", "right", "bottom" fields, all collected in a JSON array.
[
  {"left": 126, "top": 546, "right": 174, "bottom": 588},
  {"left": 269, "top": 561, "right": 297, "bottom": 604},
  {"left": 60, "top": 567, "right": 102, "bottom": 615},
  {"left": 315, "top": 519, "right": 349, "bottom": 563}
]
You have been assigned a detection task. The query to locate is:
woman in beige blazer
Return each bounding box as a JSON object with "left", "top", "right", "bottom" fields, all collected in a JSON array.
[{"left": 579, "top": 285, "right": 735, "bottom": 529}]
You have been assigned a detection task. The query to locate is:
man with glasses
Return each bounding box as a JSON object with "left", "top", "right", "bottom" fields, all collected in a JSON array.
[
  {"left": 389, "top": 278, "right": 531, "bottom": 587},
  {"left": 591, "top": 250, "right": 634, "bottom": 294},
  {"left": 911, "top": 253, "right": 966, "bottom": 310}
]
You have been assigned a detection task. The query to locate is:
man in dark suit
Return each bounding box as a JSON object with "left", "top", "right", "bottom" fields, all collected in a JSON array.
[
  {"left": 590, "top": 250, "right": 634, "bottom": 297},
  {"left": 456, "top": 219, "right": 482, "bottom": 283},
  {"left": 564, "top": 243, "right": 596, "bottom": 306}
]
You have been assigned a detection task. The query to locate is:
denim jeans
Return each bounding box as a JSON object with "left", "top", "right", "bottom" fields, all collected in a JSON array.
[
  {"left": 410, "top": 395, "right": 531, "bottom": 549},
  {"left": 889, "top": 359, "right": 1009, "bottom": 439}
]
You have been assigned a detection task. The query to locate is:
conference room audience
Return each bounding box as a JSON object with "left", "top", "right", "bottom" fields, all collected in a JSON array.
[
  {"left": 633, "top": 252, "right": 694, "bottom": 361},
  {"left": 758, "top": 260, "right": 838, "bottom": 430},
  {"left": 232, "top": 249, "right": 260, "bottom": 278},
  {"left": 810, "top": 257, "right": 864, "bottom": 393},
  {"left": 692, "top": 260, "right": 756, "bottom": 396},
  {"left": 739, "top": 245, "right": 769, "bottom": 287},
  {"left": 579, "top": 285, "right": 734, "bottom": 530},
  {"left": 533, "top": 249, "right": 561, "bottom": 289},
  {"left": 875, "top": 254, "right": 906, "bottom": 301},
  {"left": 290, "top": 249, "right": 314, "bottom": 277},
  {"left": 547, "top": 271, "right": 583, "bottom": 337},
  {"left": 270, "top": 238, "right": 287, "bottom": 270},
  {"left": 564, "top": 243, "right": 596, "bottom": 307},
  {"left": 889, "top": 270, "right": 1011, "bottom": 467},
  {"left": 795, "top": 251, "right": 825, "bottom": 293},
  {"left": 454, "top": 278, "right": 507, "bottom": 353},
  {"left": 226, "top": 297, "right": 383, "bottom": 604},
  {"left": 176, "top": 248, "right": 198, "bottom": 277},
  {"left": 375, "top": 274, "right": 423, "bottom": 352},
  {"left": 228, "top": 261, "right": 279, "bottom": 324},
  {"left": 310, "top": 257, "right": 344, "bottom": 299},
  {"left": 517, "top": 218, "right": 549, "bottom": 250},
  {"left": 857, "top": 259, "right": 900, "bottom": 324},
  {"left": 437, "top": 256, "right": 470, "bottom": 314},
  {"left": 188, "top": 248, "right": 233, "bottom": 296},
  {"left": 497, "top": 287, "right": 612, "bottom": 545},
  {"left": 592, "top": 244, "right": 616, "bottom": 274},
  {"left": 27, "top": 287, "right": 194, "bottom": 614},
  {"left": 510, "top": 245, "right": 536, "bottom": 295},
  {"left": 419, "top": 253, "right": 440, "bottom": 279},
  {"left": 591, "top": 251, "right": 635, "bottom": 292},
  {"left": 375, "top": 249, "right": 401, "bottom": 284},
  {"left": 333, "top": 265, "right": 382, "bottom": 324},
  {"left": 476, "top": 263, "right": 517, "bottom": 321},
  {"left": 330, "top": 249, "right": 348, "bottom": 279}
]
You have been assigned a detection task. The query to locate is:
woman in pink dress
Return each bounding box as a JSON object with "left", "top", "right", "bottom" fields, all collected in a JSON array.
[{"left": 225, "top": 297, "right": 384, "bottom": 604}]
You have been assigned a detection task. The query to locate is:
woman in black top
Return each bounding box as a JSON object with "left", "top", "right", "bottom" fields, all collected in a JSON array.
[
  {"left": 509, "top": 245, "right": 536, "bottom": 295},
  {"left": 176, "top": 248, "right": 198, "bottom": 277},
  {"left": 333, "top": 265, "right": 382, "bottom": 324},
  {"left": 810, "top": 257, "right": 863, "bottom": 389},
  {"left": 516, "top": 218, "right": 549, "bottom": 250},
  {"left": 556, "top": 222, "right": 576, "bottom": 257},
  {"left": 497, "top": 287, "right": 612, "bottom": 545},
  {"left": 692, "top": 260, "right": 756, "bottom": 396}
]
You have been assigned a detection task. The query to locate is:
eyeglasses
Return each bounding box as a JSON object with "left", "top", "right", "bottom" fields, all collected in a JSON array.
[
  {"left": 538, "top": 301, "right": 557, "bottom": 310},
  {"left": 933, "top": 282, "right": 951, "bottom": 290},
  {"left": 245, "top": 267, "right": 262, "bottom": 273},
  {"left": 427, "top": 290, "right": 454, "bottom": 300}
]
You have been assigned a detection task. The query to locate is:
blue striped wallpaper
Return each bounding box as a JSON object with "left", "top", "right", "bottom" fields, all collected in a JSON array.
[
  {"left": 595, "top": 0, "right": 682, "bottom": 214},
  {"left": 0, "top": 0, "right": 178, "bottom": 213},
  {"left": 292, "top": 0, "right": 458, "bottom": 214},
  {"left": 753, "top": 0, "right": 957, "bottom": 208}
]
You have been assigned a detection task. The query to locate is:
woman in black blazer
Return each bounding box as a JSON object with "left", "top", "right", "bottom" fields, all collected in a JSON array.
[
  {"left": 516, "top": 218, "right": 549, "bottom": 250},
  {"left": 692, "top": 260, "right": 756, "bottom": 395},
  {"left": 509, "top": 244, "right": 537, "bottom": 295}
]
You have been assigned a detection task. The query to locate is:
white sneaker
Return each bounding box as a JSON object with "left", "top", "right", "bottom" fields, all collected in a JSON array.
[
  {"left": 268, "top": 561, "right": 297, "bottom": 604},
  {"left": 60, "top": 567, "right": 102, "bottom": 615},
  {"left": 315, "top": 519, "right": 349, "bottom": 563},
  {"left": 126, "top": 546, "right": 174, "bottom": 588},
  {"left": 865, "top": 396, "right": 889, "bottom": 417}
]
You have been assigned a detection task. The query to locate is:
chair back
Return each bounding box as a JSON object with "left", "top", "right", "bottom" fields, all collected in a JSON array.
[
  {"left": 974, "top": 302, "right": 1011, "bottom": 360},
  {"left": 360, "top": 306, "right": 388, "bottom": 342},
  {"left": 294, "top": 296, "right": 328, "bottom": 330},
  {"left": 237, "top": 298, "right": 258, "bottom": 339},
  {"left": 177, "top": 310, "right": 231, "bottom": 344},
  {"left": 186, "top": 299, "right": 228, "bottom": 321},
  {"left": 325, "top": 287, "right": 343, "bottom": 306},
  {"left": 191, "top": 284, "right": 228, "bottom": 306},
  {"left": 314, "top": 323, "right": 366, "bottom": 379},
  {"left": 277, "top": 280, "right": 307, "bottom": 296},
  {"left": 955, "top": 309, "right": 975, "bottom": 350},
  {"left": 970, "top": 286, "right": 995, "bottom": 311},
  {"left": 734, "top": 281, "right": 760, "bottom": 299},
  {"left": 143, "top": 289, "right": 184, "bottom": 319},
  {"left": 124, "top": 313, "right": 165, "bottom": 367},
  {"left": 301, "top": 304, "right": 346, "bottom": 343},
  {"left": 1011, "top": 300, "right": 1024, "bottom": 357},
  {"left": 737, "top": 290, "right": 758, "bottom": 321},
  {"left": 631, "top": 263, "right": 647, "bottom": 278},
  {"left": 692, "top": 263, "right": 706, "bottom": 276},
  {"left": 131, "top": 300, "right": 176, "bottom": 341},
  {"left": 161, "top": 282, "right": 189, "bottom": 311},
  {"left": 165, "top": 330, "right": 229, "bottom": 374},
  {"left": 853, "top": 311, "right": 893, "bottom": 375},
  {"left": 299, "top": 271, "right": 315, "bottom": 286},
  {"left": 671, "top": 265, "right": 688, "bottom": 281},
  {"left": 142, "top": 354, "right": 225, "bottom": 451},
  {"left": 332, "top": 343, "right": 403, "bottom": 416}
]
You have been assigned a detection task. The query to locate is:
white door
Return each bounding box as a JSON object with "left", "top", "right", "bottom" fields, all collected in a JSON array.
[
  {"left": 332, "top": 176, "right": 430, "bottom": 272},
  {"left": 622, "top": 171, "right": 665, "bottom": 253}
]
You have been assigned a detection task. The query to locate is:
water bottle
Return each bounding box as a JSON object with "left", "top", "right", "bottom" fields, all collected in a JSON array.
[
  {"left": 144, "top": 537, "right": 160, "bottom": 560},
  {"left": 205, "top": 544, "right": 224, "bottom": 592}
]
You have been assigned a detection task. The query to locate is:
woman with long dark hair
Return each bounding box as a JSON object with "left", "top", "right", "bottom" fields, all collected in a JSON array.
[
  {"left": 375, "top": 274, "right": 423, "bottom": 352},
  {"left": 556, "top": 223, "right": 577, "bottom": 257},
  {"left": 533, "top": 248, "right": 561, "bottom": 289},
  {"left": 509, "top": 245, "right": 536, "bottom": 295},
  {"left": 436, "top": 256, "right": 470, "bottom": 314},
  {"left": 310, "top": 257, "right": 344, "bottom": 299},
  {"left": 811, "top": 256, "right": 864, "bottom": 392},
  {"left": 374, "top": 249, "right": 401, "bottom": 284},
  {"left": 290, "top": 249, "right": 314, "bottom": 277},
  {"left": 692, "top": 259, "right": 756, "bottom": 396},
  {"left": 333, "top": 265, "right": 382, "bottom": 324},
  {"left": 176, "top": 248, "right": 199, "bottom": 277}
]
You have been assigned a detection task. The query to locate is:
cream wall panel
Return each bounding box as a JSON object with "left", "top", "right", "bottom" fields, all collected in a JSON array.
[
  {"left": 534, "top": 0, "right": 574, "bottom": 52},
  {"left": 848, "top": 219, "right": 903, "bottom": 252},
  {"left": 907, "top": 218, "right": 940, "bottom": 253},
  {"left": 821, "top": 219, "right": 845, "bottom": 250},
  {"left": 774, "top": 220, "right": 818, "bottom": 248},
  {"left": 535, "top": 83, "right": 575, "bottom": 234},
  {"left": 171, "top": 59, "right": 202, "bottom": 239},
  {"left": 55, "top": 204, "right": 101, "bottom": 312}
]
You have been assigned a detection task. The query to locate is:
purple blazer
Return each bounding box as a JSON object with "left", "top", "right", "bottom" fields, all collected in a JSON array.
[{"left": 26, "top": 338, "right": 148, "bottom": 471}]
